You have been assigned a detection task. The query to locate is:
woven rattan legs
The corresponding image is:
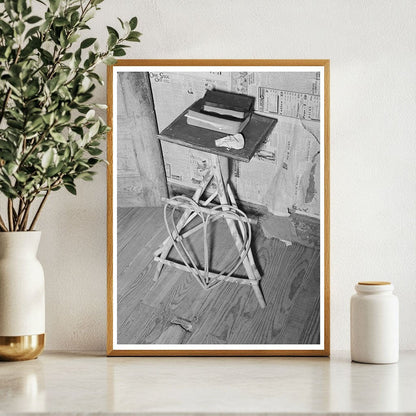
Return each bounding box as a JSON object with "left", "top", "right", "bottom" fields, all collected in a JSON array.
[{"left": 153, "top": 154, "right": 266, "bottom": 308}]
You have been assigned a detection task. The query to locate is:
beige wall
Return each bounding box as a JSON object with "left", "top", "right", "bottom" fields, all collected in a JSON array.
[{"left": 38, "top": 0, "right": 416, "bottom": 351}]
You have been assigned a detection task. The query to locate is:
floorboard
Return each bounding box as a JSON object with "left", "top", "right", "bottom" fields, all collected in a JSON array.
[{"left": 117, "top": 207, "right": 321, "bottom": 345}]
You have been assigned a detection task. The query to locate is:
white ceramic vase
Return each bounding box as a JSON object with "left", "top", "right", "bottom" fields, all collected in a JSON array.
[{"left": 0, "top": 231, "right": 45, "bottom": 360}]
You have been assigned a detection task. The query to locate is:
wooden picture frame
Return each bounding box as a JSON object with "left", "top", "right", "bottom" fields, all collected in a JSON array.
[{"left": 107, "top": 60, "right": 330, "bottom": 356}]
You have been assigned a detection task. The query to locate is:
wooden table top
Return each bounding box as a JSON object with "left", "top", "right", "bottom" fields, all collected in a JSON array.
[{"left": 158, "top": 99, "right": 277, "bottom": 162}]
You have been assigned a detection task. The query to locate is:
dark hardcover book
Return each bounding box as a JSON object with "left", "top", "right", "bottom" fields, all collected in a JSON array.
[
  {"left": 202, "top": 105, "right": 247, "bottom": 120},
  {"left": 202, "top": 90, "right": 255, "bottom": 118}
]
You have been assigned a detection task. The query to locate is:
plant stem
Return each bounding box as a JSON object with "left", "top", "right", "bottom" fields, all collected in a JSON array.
[
  {"left": 7, "top": 199, "right": 14, "bottom": 231},
  {"left": 0, "top": 214, "right": 8, "bottom": 232},
  {"left": 12, "top": 204, "right": 17, "bottom": 225},
  {"left": 0, "top": 88, "right": 12, "bottom": 125},
  {"left": 20, "top": 200, "right": 32, "bottom": 231},
  {"left": 29, "top": 190, "right": 50, "bottom": 231},
  {"left": 14, "top": 199, "right": 27, "bottom": 231},
  {"left": 14, "top": 199, "right": 23, "bottom": 230}
]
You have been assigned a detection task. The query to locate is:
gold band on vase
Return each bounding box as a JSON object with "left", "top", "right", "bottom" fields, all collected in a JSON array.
[{"left": 0, "top": 334, "right": 45, "bottom": 361}]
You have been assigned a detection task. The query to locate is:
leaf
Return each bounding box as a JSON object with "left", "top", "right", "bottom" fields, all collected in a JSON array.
[
  {"left": 107, "top": 33, "right": 117, "bottom": 49},
  {"left": 88, "top": 120, "right": 100, "bottom": 138},
  {"left": 87, "top": 158, "right": 100, "bottom": 166},
  {"left": 41, "top": 148, "right": 54, "bottom": 169},
  {"left": 83, "top": 9, "right": 95, "bottom": 22},
  {"left": 112, "top": 43, "right": 130, "bottom": 49},
  {"left": 22, "top": 4, "right": 32, "bottom": 17},
  {"left": 126, "top": 32, "right": 141, "bottom": 42},
  {"left": 16, "top": 21, "right": 25, "bottom": 35},
  {"left": 103, "top": 56, "right": 117, "bottom": 65},
  {"left": 49, "top": 0, "right": 60, "bottom": 13},
  {"left": 26, "top": 15, "right": 42, "bottom": 24},
  {"left": 106, "top": 26, "right": 119, "bottom": 39},
  {"left": 42, "top": 112, "right": 54, "bottom": 125},
  {"left": 0, "top": 141, "right": 14, "bottom": 152},
  {"left": 48, "top": 76, "right": 60, "bottom": 92},
  {"left": 77, "top": 171, "right": 95, "bottom": 181},
  {"left": 64, "top": 183, "right": 77, "bottom": 195},
  {"left": 117, "top": 17, "right": 125, "bottom": 29},
  {"left": 5, "top": 162, "right": 18, "bottom": 176},
  {"left": 25, "top": 117, "right": 44, "bottom": 133},
  {"left": 58, "top": 54, "right": 71, "bottom": 65},
  {"left": 87, "top": 147, "right": 102, "bottom": 156},
  {"left": 21, "top": 37, "right": 41, "bottom": 56},
  {"left": 67, "top": 10, "right": 78, "bottom": 25},
  {"left": 76, "top": 160, "right": 90, "bottom": 169},
  {"left": 113, "top": 47, "right": 126, "bottom": 57},
  {"left": 4, "top": 1, "right": 16, "bottom": 19},
  {"left": 54, "top": 17, "right": 69, "bottom": 27},
  {"left": 7, "top": 119, "right": 24, "bottom": 129},
  {"left": 63, "top": 147, "right": 70, "bottom": 160},
  {"left": 85, "top": 109, "right": 95, "bottom": 120},
  {"left": 16, "top": 0, "right": 25, "bottom": 13},
  {"left": 40, "top": 49, "right": 53, "bottom": 63},
  {"left": 14, "top": 171, "right": 28, "bottom": 183},
  {"left": 25, "top": 25, "right": 40, "bottom": 38},
  {"left": 50, "top": 131, "right": 67, "bottom": 143},
  {"left": 88, "top": 72, "right": 103, "bottom": 85},
  {"left": 128, "top": 30, "right": 141, "bottom": 39},
  {"left": 75, "top": 93, "right": 93, "bottom": 103},
  {"left": 59, "top": 30, "right": 67, "bottom": 47},
  {"left": 80, "top": 37, "right": 96, "bottom": 49},
  {"left": 0, "top": 183, "right": 18, "bottom": 198},
  {"left": 45, "top": 164, "right": 63, "bottom": 177},
  {"left": 24, "top": 83, "right": 39, "bottom": 98},
  {"left": 56, "top": 112, "right": 71, "bottom": 125},
  {"left": 68, "top": 33, "right": 80, "bottom": 44},
  {"left": 129, "top": 16, "right": 138, "bottom": 30},
  {"left": 72, "top": 126, "right": 84, "bottom": 136},
  {"left": 0, "top": 20, "right": 13, "bottom": 35},
  {"left": 3, "top": 46, "right": 12, "bottom": 59}
]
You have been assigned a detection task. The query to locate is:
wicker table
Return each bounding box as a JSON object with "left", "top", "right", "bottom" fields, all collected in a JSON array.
[{"left": 154, "top": 101, "right": 276, "bottom": 308}]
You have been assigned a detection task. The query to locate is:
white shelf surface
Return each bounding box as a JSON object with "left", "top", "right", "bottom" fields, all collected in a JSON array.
[{"left": 0, "top": 351, "right": 415, "bottom": 414}]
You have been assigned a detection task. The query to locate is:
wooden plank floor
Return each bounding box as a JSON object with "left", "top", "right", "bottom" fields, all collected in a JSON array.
[{"left": 117, "top": 207, "right": 320, "bottom": 345}]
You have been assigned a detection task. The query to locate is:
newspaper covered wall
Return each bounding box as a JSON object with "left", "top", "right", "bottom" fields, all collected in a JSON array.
[{"left": 149, "top": 71, "right": 321, "bottom": 217}]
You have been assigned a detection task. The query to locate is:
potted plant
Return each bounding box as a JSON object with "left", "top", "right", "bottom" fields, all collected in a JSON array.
[{"left": 0, "top": 0, "right": 140, "bottom": 360}]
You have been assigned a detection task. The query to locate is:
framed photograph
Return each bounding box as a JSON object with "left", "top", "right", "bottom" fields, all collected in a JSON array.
[{"left": 107, "top": 60, "right": 330, "bottom": 356}]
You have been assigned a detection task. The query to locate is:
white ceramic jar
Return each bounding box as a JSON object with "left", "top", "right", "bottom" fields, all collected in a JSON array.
[{"left": 350, "top": 281, "right": 399, "bottom": 364}]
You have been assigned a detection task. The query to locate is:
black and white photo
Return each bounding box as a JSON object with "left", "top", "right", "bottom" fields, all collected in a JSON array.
[{"left": 107, "top": 60, "right": 330, "bottom": 356}]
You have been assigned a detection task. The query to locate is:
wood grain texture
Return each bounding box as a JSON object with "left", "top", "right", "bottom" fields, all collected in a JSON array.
[
  {"left": 117, "top": 207, "right": 321, "bottom": 347},
  {"left": 116, "top": 72, "right": 167, "bottom": 207}
]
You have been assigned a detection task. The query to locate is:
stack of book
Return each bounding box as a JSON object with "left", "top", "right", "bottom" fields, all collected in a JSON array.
[{"left": 185, "top": 90, "right": 255, "bottom": 135}]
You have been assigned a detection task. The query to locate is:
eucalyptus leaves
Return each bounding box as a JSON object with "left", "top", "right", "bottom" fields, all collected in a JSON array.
[{"left": 0, "top": 0, "right": 140, "bottom": 231}]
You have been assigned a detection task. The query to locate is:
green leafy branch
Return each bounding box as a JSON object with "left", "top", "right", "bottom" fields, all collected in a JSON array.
[{"left": 0, "top": 0, "right": 141, "bottom": 231}]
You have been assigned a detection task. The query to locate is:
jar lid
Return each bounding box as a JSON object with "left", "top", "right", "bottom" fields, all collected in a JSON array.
[{"left": 355, "top": 281, "right": 394, "bottom": 293}]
